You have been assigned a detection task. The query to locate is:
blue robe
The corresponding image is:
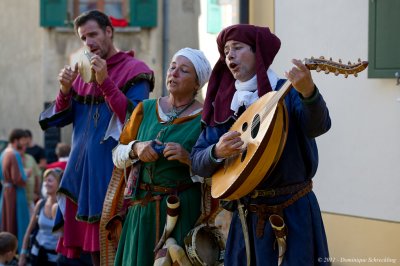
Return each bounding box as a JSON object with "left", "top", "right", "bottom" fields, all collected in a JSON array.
[
  {"left": 191, "top": 79, "right": 332, "bottom": 265},
  {"left": 39, "top": 52, "right": 153, "bottom": 224}
]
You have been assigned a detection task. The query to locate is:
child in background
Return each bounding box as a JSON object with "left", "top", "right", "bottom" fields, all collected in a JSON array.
[{"left": 0, "top": 232, "right": 18, "bottom": 266}]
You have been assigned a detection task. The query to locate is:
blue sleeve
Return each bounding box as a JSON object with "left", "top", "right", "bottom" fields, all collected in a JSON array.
[
  {"left": 288, "top": 86, "right": 331, "bottom": 138},
  {"left": 39, "top": 102, "right": 73, "bottom": 130},
  {"left": 124, "top": 80, "right": 150, "bottom": 122},
  {"left": 190, "top": 125, "right": 228, "bottom": 178}
]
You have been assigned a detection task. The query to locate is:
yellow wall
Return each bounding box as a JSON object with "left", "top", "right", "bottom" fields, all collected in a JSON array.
[
  {"left": 215, "top": 211, "right": 400, "bottom": 265},
  {"left": 249, "top": 0, "right": 274, "bottom": 31},
  {"left": 322, "top": 212, "right": 400, "bottom": 265}
]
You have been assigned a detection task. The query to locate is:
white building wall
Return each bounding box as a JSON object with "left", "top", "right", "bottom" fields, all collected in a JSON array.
[{"left": 273, "top": 0, "right": 400, "bottom": 222}]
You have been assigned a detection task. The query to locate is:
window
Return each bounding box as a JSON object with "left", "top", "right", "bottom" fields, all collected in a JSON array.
[
  {"left": 207, "top": 0, "right": 239, "bottom": 34},
  {"left": 40, "top": 0, "right": 157, "bottom": 28},
  {"left": 368, "top": 0, "right": 400, "bottom": 78},
  {"left": 71, "top": 0, "right": 128, "bottom": 20}
]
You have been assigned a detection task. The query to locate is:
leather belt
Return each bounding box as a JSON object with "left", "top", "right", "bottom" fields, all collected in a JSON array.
[
  {"left": 248, "top": 181, "right": 313, "bottom": 238},
  {"left": 138, "top": 182, "right": 193, "bottom": 195},
  {"left": 250, "top": 180, "right": 311, "bottom": 198}
]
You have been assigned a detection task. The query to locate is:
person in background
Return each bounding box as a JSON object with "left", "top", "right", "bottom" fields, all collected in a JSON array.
[
  {"left": 46, "top": 143, "right": 71, "bottom": 171},
  {"left": 107, "top": 47, "right": 211, "bottom": 266},
  {"left": 45, "top": 144, "right": 91, "bottom": 266},
  {"left": 21, "top": 151, "right": 41, "bottom": 216},
  {"left": 0, "top": 129, "right": 30, "bottom": 253},
  {"left": 43, "top": 143, "right": 70, "bottom": 197},
  {"left": 38, "top": 10, "right": 154, "bottom": 266},
  {"left": 18, "top": 168, "right": 63, "bottom": 266},
  {"left": 0, "top": 232, "right": 18, "bottom": 266},
  {"left": 0, "top": 141, "right": 8, "bottom": 155},
  {"left": 190, "top": 24, "right": 331, "bottom": 265},
  {"left": 25, "top": 130, "right": 47, "bottom": 171}
]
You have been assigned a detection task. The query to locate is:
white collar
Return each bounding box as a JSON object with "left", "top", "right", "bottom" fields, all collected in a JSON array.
[{"left": 230, "top": 69, "right": 280, "bottom": 115}]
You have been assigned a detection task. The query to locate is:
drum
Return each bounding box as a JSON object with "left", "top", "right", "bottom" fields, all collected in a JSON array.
[{"left": 184, "top": 224, "right": 225, "bottom": 266}]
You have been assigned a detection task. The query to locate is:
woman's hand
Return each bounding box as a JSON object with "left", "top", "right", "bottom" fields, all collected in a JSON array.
[
  {"left": 133, "top": 141, "right": 160, "bottom": 162},
  {"left": 214, "top": 131, "right": 244, "bottom": 159},
  {"left": 163, "top": 142, "right": 191, "bottom": 166}
]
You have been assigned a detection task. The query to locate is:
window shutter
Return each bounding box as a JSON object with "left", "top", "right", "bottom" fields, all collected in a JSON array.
[
  {"left": 368, "top": 0, "right": 400, "bottom": 78},
  {"left": 129, "top": 0, "right": 157, "bottom": 27},
  {"left": 207, "top": 0, "right": 222, "bottom": 34},
  {"left": 40, "top": 0, "right": 68, "bottom": 27}
]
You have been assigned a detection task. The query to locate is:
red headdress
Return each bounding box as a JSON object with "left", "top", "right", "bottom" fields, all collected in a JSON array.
[{"left": 202, "top": 24, "right": 281, "bottom": 126}]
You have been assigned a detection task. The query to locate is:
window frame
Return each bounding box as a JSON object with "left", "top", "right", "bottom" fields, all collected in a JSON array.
[
  {"left": 71, "top": 0, "right": 129, "bottom": 21},
  {"left": 368, "top": 0, "right": 400, "bottom": 78},
  {"left": 40, "top": 0, "right": 157, "bottom": 28}
]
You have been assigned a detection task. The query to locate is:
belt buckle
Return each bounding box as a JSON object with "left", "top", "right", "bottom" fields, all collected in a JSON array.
[
  {"left": 250, "top": 190, "right": 259, "bottom": 198},
  {"left": 251, "top": 189, "right": 276, "bottom": 198},
  {"left": 264, "top": 189, "right": 275, "bottom": 197}
]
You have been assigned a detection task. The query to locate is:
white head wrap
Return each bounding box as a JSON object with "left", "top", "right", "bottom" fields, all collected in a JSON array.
[{"left": 172, "top": 48, "right": 211, "bottom": 89}]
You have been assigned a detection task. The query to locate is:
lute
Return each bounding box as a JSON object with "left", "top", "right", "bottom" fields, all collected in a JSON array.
[{"left": 211, "top": 57, "right": 368, "bottom": 200}]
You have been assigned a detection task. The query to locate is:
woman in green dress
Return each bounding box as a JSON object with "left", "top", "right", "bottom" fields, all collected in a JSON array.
[{"left": 110, "top": 48, "right": 211, "bottom": 266}]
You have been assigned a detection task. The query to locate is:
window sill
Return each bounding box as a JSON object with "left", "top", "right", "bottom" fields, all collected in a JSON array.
[{"left": 52, "top": 26, "right": 141, "bottom": 33}]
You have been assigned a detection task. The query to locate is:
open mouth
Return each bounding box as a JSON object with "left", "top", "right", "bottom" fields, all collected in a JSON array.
[
  {"left": 90, "top": 49, "right": 99, "bottom": 55},
  {"left": 229, "top": 62, "right": 238, "bottom": 71}
]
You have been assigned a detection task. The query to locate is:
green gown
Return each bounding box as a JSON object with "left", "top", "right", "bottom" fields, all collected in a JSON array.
[{"left": 115, "top": 99, "right": 202, "bottom": 266}]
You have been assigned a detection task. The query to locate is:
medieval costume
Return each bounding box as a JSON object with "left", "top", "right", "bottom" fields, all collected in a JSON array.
[
  {"left": 22, "top": 153, "right": 41, "bottom": 214},
  {"left": 0, "top": 148, "right": 30, "bottom": 252},
  {"left": 191, "top": 24, "right": 332, "bottom": 265},
  {"left": 114, "top": 99, "right": 202, "bottom": 266},
  {"left": 103, "top": 48, "right": 211, "bottom": 266},
  {"left": 39, "top": 50, "right": 154, "bottom": 257}
]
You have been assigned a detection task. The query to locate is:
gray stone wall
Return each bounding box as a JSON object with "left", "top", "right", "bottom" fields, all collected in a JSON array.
[
  {"left": 0, "top": 0, "right": 43, "bottom": 141},
  {"left": 0, "top": 0, "right": 199, "bottom": 147}
]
